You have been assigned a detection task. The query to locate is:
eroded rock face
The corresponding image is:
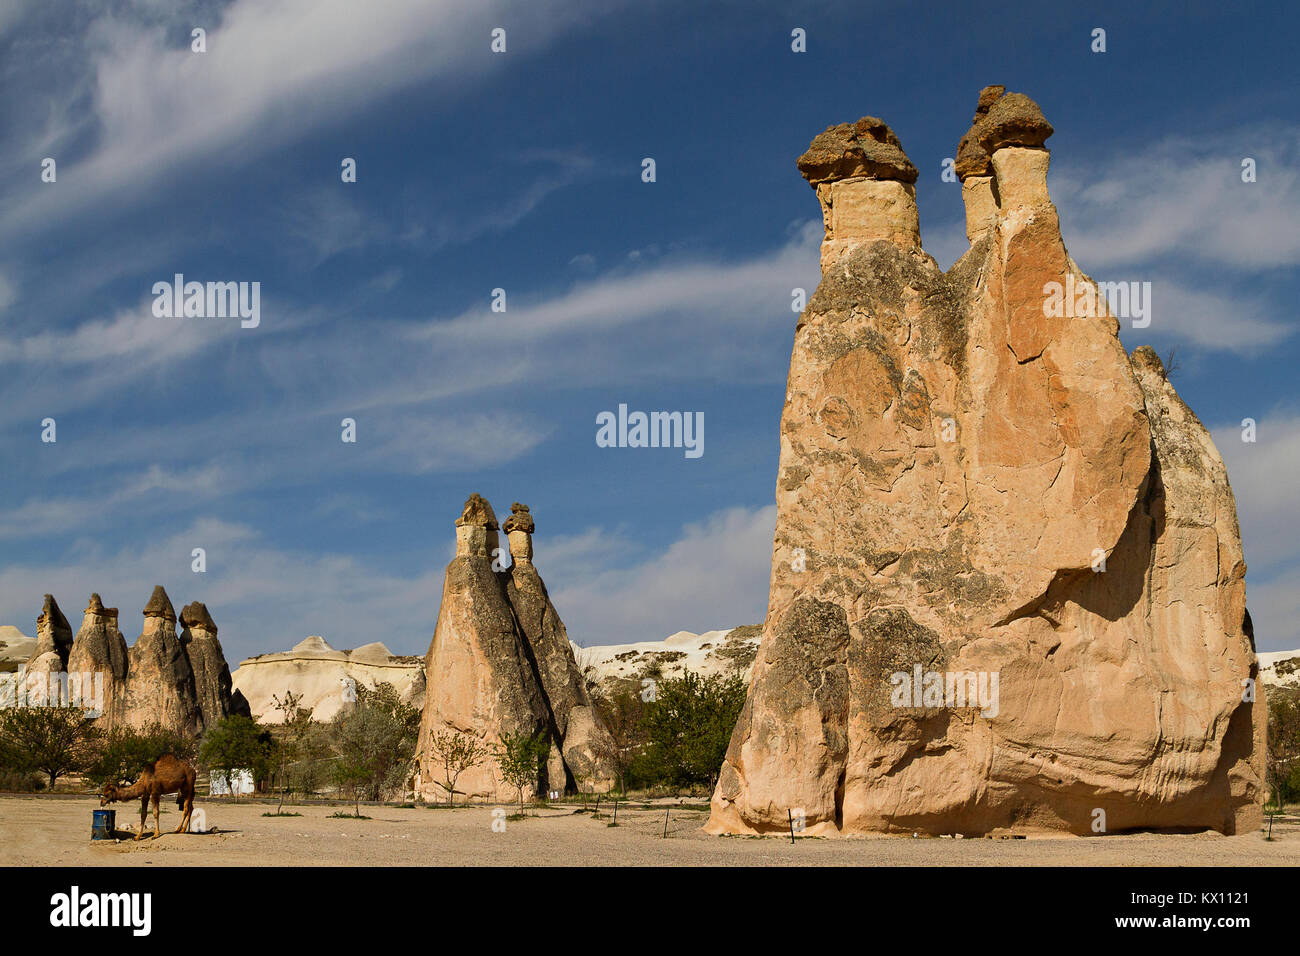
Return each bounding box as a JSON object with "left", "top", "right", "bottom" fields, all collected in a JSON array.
[
  {"left": 708, "top": 88, "right": 1263, "bottom": 837},
  {"left": 180, "top": 601, "right": 247, "bottom": 729},
  {"left": 23, "top": 589, "right": 249, "bottom": 735},
  {"left": 504, "top": 506, "right": 618, "bottom": 793},
  {"left": 22, "top": 595, "right": 74, "bottom": 703},
  {"left": 66, "top": 594, "right": 129, "bottom": 727},
  {"left": 122, "top": 586, "right": 204, "bottom": 736},
  {"left": 417, "top": 495, "right": 618, "bottom": 802}
]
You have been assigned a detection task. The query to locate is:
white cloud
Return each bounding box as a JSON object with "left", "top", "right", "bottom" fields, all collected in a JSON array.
[
  {"left": 1135, "top": 277, "right": 1292, "bottom": 354},
  {"left": 1053, "top": 126, "right": 1300, "bottom": 272},
  {"left": 1243, "top": 567, "right": 1300, "bottom": 654},
  {"left": 553, "top": 505, "right": 776, "bottom": 647},
  {"left": 1214, "top": 411, "right": 1300, "bottom": 568},
  {"left": 0, "top": 0, "right": 614, "bottom": 241},
  {"left": 0, "top": 464, "right": 241, "bottom": 540}
]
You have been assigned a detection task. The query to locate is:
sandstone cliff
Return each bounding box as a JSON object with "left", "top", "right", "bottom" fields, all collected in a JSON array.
[
  {"left": 708, "top": 86, "right": 1264, "bottom": 837},
  {"left": 232, "top": 636, "right": 425, "bottom": 723},
  {"left": 416, "top": 495, "right": 619, "bottom": 801}
]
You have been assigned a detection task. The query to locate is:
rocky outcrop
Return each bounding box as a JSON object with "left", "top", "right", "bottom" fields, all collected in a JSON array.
[
  {"left": 417, "top": 495, "right": 619, "bottom": 802},
  {"left": 180, "top": 601, "right": 248, "bottom": 729},
  {"left": 21, "top": 595, "right": 72, "bottom": 704},
  {"left": 504, "top": 503, "right": 618, "bottom": 793},
  {"left": 232, "top": 636, "right": 425, "bottom": 723},
  {"left": 65, "top": 594, "right": 129, "bottom": 727},
  {"left": 708, "top": 88, "right": 1264, "bottom": 838},
  {"left": 18, "top": 589, "right": 242, "bottom": 735},
  {"left": 575, "top": 626, "right": 762, "bottom": 694},
  {"left": 122, "top": 586, "right": 204, "bottom": 736}
]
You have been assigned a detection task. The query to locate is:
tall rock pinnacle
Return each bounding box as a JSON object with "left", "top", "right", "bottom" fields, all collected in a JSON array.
[
  {"left": 122, "top": 585, "right": 204, "bottom": 736},
  {"left": 707, "top": 87, "right": 1263, "bottom": 838},
  {"left": 798, "top": 116, "right": 925, "bottom": 270},
  {"left": 417, "top": 494, "right": 618, "bottom": 801}
]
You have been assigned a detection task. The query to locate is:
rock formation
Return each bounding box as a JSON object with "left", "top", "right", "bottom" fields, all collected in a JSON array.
[
  {"left": 503, "top": 503, "right": 618, "bottom": 793},
  {"left": 22, "top": 595, "right": 73, "bottom": 704},
  {"left": 708, "top": 87, "right": 1264, "bottom": 837},
  {"left": 66, "top": 594, "right": 129, "bottom": 727},
  {"left": 232, "top": 636, "right": 424, "bottom": 723},
  {"left": 122, "top": 586, "right": 204, "bottom": 736},
  {"left": 180, "top": 601, "right": 248, "bottom": 729},
  {"left": 417, "top": 495, "right": 618, "bottom": 801},
  {"left": 18, "top": 587, "right": 243, "bottom": 736}
]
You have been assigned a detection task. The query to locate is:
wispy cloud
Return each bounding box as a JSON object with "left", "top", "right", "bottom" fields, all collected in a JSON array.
[
  {"left": 0, "top": 0, "right": 616, "bottom": 241},
  {"left": 1054, "top": 125, "right": 1300, "bottom": 272},
  {"left": 553, "top": 505, "right": 775, "bottom": 646}
]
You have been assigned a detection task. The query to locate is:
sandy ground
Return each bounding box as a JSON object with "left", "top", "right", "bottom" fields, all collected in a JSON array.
[{"left": 2, "top": 795, "right": 1298, "bottom": 866}]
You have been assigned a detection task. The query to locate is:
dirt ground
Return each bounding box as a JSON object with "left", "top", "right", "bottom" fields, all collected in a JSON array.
[{"left": 2, "top": 795, "right": 1298, "bottom": 866}]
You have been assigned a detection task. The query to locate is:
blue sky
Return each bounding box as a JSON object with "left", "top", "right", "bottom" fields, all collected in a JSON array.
[{"left": 0, "top": 0, "right": 1297, "bottom": 662}]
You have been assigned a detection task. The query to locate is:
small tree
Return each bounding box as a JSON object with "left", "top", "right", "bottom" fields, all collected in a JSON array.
[
  {"left": 593, "top": 680, "right": 647, "bottom": 795},
  {"left": 427, "top": 731, "right": 490, "bottom": 805},
  {"left": 199, "top": 715, "right": 274, "bottom": 798},
  {"left": 494, "top": 729, "right": 550, "bottom": 813},
  {"left": 83, "top": 722, "right": 197, "bottom": 789},
  {"left": 638, "top": 669, "right": 747, "bottom": 793},
  {"left": 1267, "top": 693, "right": 1300, "bottom": 816},
  {"left": 0, "top": 704, "right": 97, "bottom": 789},
  {"left": 326, "top": 682, "right": 419, "bottom": 810},
  {"left": 270, "top": 690, "right": 314, "bottom": 811}
]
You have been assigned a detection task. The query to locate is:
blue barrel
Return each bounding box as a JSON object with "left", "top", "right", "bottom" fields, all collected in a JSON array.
[{"left": 91, "top": 809, "right": 115, "bottom": 840}]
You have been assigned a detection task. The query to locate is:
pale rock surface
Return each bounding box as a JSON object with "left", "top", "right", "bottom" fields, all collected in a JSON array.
[
  {"left": 22, "top": 596, "right": 73, "bottom": 705},
  {"left": 66, "top": 594, "right": 129, "bottom": 727},
  {"left": 573, "top": 627, "right": 761, "bottom": 692},
  {"left": 231, "top": 636, "right": 425, "bottom": 723},
  {"left": 709, "top": 88, "right": 1264, "bottom": 837},
  {"left": 0, "top": 625, "right": 35, "bottom": 665},
  {"left": 1259, "top": 650, "right": 1300, "bottom": 690}
]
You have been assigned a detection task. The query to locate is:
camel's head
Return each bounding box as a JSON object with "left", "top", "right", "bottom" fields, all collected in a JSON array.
[{"left": 100, "top": 783, "right": 120, "bottom": 806}]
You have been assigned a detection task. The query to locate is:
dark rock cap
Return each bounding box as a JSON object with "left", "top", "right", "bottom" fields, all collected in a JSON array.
[
  {"left": 84, "top": 593, "right": 119, "bottom": 618},
  {"left": 143, "top": 585, "right": 176, "bottom": 622},
  {"left": 798, "top": 116, "right": 918, "bottom": 186},
  {"left": 455, "top": 493, "right": 499, "bottom": 530},
  {"left": 180, "top": 601, "right": 218, "bottom": 634},
  {"left": 1130, "top": 345, "right": 1166, "bottom": 377},
  {"left": 503, "top": 502, "right": 535, "bottom": 535},
  {"left": 37, "top": 594, "right": 71, "bottom": 633},
  {"left": 956, "top": 86, "right": 1053, "bottom": 181}
]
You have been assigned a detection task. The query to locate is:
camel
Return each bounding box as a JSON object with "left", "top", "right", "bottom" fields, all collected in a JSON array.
[{"left": 100, "top": 753, "right": 197, "bottom": 840}]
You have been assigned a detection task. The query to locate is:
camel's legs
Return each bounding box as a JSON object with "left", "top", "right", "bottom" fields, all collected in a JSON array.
[
  {"left": 175, "top": 793, "right": 193, "bottom": 833},
  {"left": 152, "top": 794, "right": 161, "bottom": 838},
  {"left": 137, "top": 796, "right": 147, "bottom": 841}
]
